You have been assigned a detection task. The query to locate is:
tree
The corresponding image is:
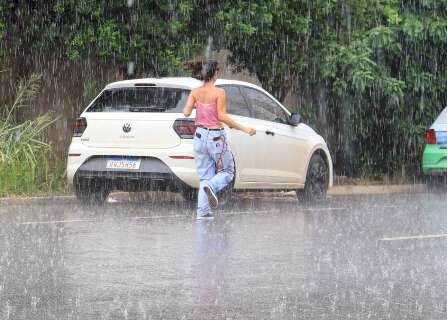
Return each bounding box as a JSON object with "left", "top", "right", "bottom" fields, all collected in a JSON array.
[
  {"left": 216, "top": 0, "right": 447, "bottom": 177},
  {"left": 3, "top": 0, "right": 447, "bottom": 178},
  {"left": 0, "top": 0, "right": 211, "bottom": 77},
  {"left": 215, "top": 0, "right": 310, "bottom": 102},
  {"left": 317, "top": 0, "right": 447, "bottom": 176}
]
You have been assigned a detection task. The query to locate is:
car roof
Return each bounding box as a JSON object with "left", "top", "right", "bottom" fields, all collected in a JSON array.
[{"left": 105, "top": 77, "right": 265, "bottom": 91}]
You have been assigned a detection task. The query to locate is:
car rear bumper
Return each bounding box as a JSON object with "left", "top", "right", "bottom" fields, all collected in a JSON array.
[
  {"left": 422, "top": 144, "right": 447, "bottom": 175},
  {"left": 74, "top": 168, "right": 189, "bottom": 192},
  {"left": 67, "top": 139, "right": 199, "bottom": 188}
]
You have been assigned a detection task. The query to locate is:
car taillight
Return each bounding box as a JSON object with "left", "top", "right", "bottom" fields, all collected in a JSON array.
[
  {"left": 173, "top": 119, "right": 196, "bottom": 139},
  {"left": 424, "top": 129, "right": 436, "bottom": 144},
  {"left": 73, "top": 117, "right": 87, "bottom": 137}
]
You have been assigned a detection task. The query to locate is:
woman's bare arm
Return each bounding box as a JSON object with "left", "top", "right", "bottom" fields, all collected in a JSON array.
[
  {"left": 216, "top": 90, "right": 256, "bottom": 136},
  {"left": 183, "top": 92, "right": 195, "bottom": 117}
]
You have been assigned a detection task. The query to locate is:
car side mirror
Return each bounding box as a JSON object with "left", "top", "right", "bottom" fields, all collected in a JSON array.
[{"left": 288, "top": 112, "right": 301, "bottom": 126}]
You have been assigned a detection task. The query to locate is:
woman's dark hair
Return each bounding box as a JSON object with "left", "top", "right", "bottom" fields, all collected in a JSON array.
[{"left": 182, "top": 59, "right": 219, "bottom": 82}]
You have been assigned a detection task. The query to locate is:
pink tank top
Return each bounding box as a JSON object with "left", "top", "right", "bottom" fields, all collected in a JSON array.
[{"left": 194, "top": 97, "right": 222, "bottom": 127}]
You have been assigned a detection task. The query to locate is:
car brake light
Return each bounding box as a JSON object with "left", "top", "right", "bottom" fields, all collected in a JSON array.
[
  {"left": 424, "top": 129, "right": 436, "bottom": 144},
  {"left": 73, "top": 117, "right": 87, "bottom": 137},
  {"left": 134, "top": 83, "right": 156, "bottom": 87},
  {"left": 173, "top": 119, "right": 196, "bottom": 139}
]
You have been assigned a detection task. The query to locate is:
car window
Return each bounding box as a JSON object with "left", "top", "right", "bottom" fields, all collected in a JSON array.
[
  {"left": 241, "top": 87, "right": 288, "bottom": 123},
  {"left": 87, "top": 87, "right": 189, "bottom": 113},
  {"left": 219, "top": 85, "right": 251, "bottom": 117}
]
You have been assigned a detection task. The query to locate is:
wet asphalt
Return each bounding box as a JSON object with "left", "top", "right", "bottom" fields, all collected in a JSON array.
[{"left": 1, "top": 192, "right": 447, "bottom": 320}]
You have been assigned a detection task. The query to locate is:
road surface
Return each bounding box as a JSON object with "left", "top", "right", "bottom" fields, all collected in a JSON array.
[{"left": 1, "top": 192, "right": 446, "bottom": 319}]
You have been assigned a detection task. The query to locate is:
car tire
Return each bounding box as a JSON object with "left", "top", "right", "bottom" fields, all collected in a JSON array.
[
  {"left": 296, "top": 153, "right": 328, "bottom": 204},
  {"left": 425, "top": 175, "right": 447, "bottom": 192},
  {"left": 74, "top": 178, "right": 110, "bottom": 205}
]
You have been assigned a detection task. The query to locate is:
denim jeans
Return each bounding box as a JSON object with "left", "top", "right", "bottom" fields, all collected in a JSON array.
[{"left": 193, "top": 127, "right": 235, "bottom": 216}]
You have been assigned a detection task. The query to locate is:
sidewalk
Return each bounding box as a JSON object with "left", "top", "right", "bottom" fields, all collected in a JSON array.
[{"left": 0, "top": 184, "right": 427, "bottom": 205}]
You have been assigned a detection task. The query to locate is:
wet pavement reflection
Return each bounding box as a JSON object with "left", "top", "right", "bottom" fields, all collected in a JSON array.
[{"left": 1, "top": 192, "right": 447, "bottom": 319}]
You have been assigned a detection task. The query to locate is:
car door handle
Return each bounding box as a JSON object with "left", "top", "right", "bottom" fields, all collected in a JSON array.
[{"left": 265, "top": 130, "right": 275, "bottom": 136}]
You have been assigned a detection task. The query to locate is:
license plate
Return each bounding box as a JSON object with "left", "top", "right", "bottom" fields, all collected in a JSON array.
[{"left": 106, "top": 157, "right": 141, "bottom": 170}]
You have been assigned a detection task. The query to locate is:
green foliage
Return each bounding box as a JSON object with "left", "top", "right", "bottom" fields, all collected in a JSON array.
[
  {"left": 216, "top": 0, "right": 310, "bottom": 101},
  {"left": 0, "top": 2, "right": 5, "bottom": 49},
  {"left": 82, "top": 79, "right": 101, "bottom": 104},
  {"left": 298, "top": 104, "right": 318, "bottom": 129},
  {"left": 313, "top": 0, "right": 447, "bottom": 176},
  {"left": 1, "top": 1, "right": 209, "bottom": 77},
  {"left": 214, "top": 0, "right": 447, "bottom": 177},
  {"left": 0, "top": 74, "right": 60, "bottom": 196},
  {"left": 2, "top": 0, "right": 447, "bottom": 179}
]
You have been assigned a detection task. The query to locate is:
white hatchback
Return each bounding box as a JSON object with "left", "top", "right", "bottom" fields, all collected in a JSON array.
[{"left": 67, "top": 77, "right": 333, "bottom": 204}]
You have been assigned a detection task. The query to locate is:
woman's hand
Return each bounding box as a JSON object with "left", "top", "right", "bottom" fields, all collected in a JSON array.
[{"left": 243, "top": 126, "right": 256, "bottom": 136}]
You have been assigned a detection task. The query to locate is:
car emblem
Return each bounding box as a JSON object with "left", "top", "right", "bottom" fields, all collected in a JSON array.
[{"left": 122, "top": 123, "right": 131, "bottom": 133}]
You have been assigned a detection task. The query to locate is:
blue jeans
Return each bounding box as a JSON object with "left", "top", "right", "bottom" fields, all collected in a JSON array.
[{"left": 193, "top": 127, "right": 235, "bottom": 216}]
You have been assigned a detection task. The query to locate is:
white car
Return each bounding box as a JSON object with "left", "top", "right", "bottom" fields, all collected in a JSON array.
[{"left": 67, "top": 77, "right": 333, "bottom": 204}]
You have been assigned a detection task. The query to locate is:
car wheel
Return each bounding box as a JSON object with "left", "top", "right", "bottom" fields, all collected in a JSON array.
[
  {"left": 74, "top": 178, "right": 110, "bottom": 205},
  {"left": 425, "top": 175, "right": 447, "bottom": 192},
  {"left": 296, "top": 153, "right": 328, "bottom": 204}
]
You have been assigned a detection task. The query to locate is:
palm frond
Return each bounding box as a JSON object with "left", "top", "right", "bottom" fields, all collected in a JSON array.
[{"left": 5, "top": 73, "right": 42, "bottom": 123}]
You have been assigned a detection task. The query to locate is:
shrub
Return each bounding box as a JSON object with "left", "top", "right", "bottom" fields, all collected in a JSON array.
[{"left": 0, "top": 74, "right": 58, "bottom": 196}]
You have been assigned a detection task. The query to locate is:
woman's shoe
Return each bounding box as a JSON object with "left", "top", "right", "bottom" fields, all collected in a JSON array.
[
  {"left": 204, "top": 185, "right": 218, "bottom": 208},
  {"left": 196, "top": 213, "right": 214, "bottom": 220}
]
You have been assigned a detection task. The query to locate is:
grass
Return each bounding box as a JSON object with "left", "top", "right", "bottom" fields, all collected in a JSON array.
[{"left": 0, "top": 73, "right": 65, "bottom": 197}]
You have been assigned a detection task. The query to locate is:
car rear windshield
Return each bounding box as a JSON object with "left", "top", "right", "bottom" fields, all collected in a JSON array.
[{"left": 87, "top": 87, "right": 189, "bottom": 113}]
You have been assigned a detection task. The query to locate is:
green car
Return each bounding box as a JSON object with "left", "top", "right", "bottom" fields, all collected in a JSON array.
[{"left": 422, "top": 107, "right": 447, "bottom": 187}]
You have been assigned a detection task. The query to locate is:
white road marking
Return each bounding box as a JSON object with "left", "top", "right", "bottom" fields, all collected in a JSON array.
[
  {"left": 19, "top": 219, "right": 96, "bottom": 225},
  {"left": 220, "top": 210, "right": 271, "bottom": 215},
  {"left": 16, "top": 204, "right": 414, "bottom": 225},
  {"left": 302, "top": 207, "right": 347, "bottom": 211},
  {"left": 382, "top": 205, "right": 414, "bottom": 209},
  {"left": 134, "top": 210, "right": 272, "bottom": 219},
  {"left": 134, "top": 215, "right": 186, "bottom": 220},
  {"left": 380, "top": 234, "right": 447, "bottom": 241}
]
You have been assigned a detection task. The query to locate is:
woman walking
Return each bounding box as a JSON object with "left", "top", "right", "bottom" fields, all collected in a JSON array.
[{"left": 183, "top": 60, "right": 256, "bottom": 220}]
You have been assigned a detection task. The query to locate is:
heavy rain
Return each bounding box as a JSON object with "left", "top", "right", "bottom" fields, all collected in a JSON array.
[{"left": 1, "top": 1, "right": 447, "bottom": 319}]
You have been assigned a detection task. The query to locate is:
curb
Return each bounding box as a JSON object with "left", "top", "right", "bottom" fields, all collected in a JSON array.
[
  {"left": 0, "top": 195, "right": 76, "bottom": 206},
  {"left": 329, "top": 184, "right": 427, "bottom": 195},
  {"left": 0, "top": 184, "right": 427, "bottom": 205}
]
